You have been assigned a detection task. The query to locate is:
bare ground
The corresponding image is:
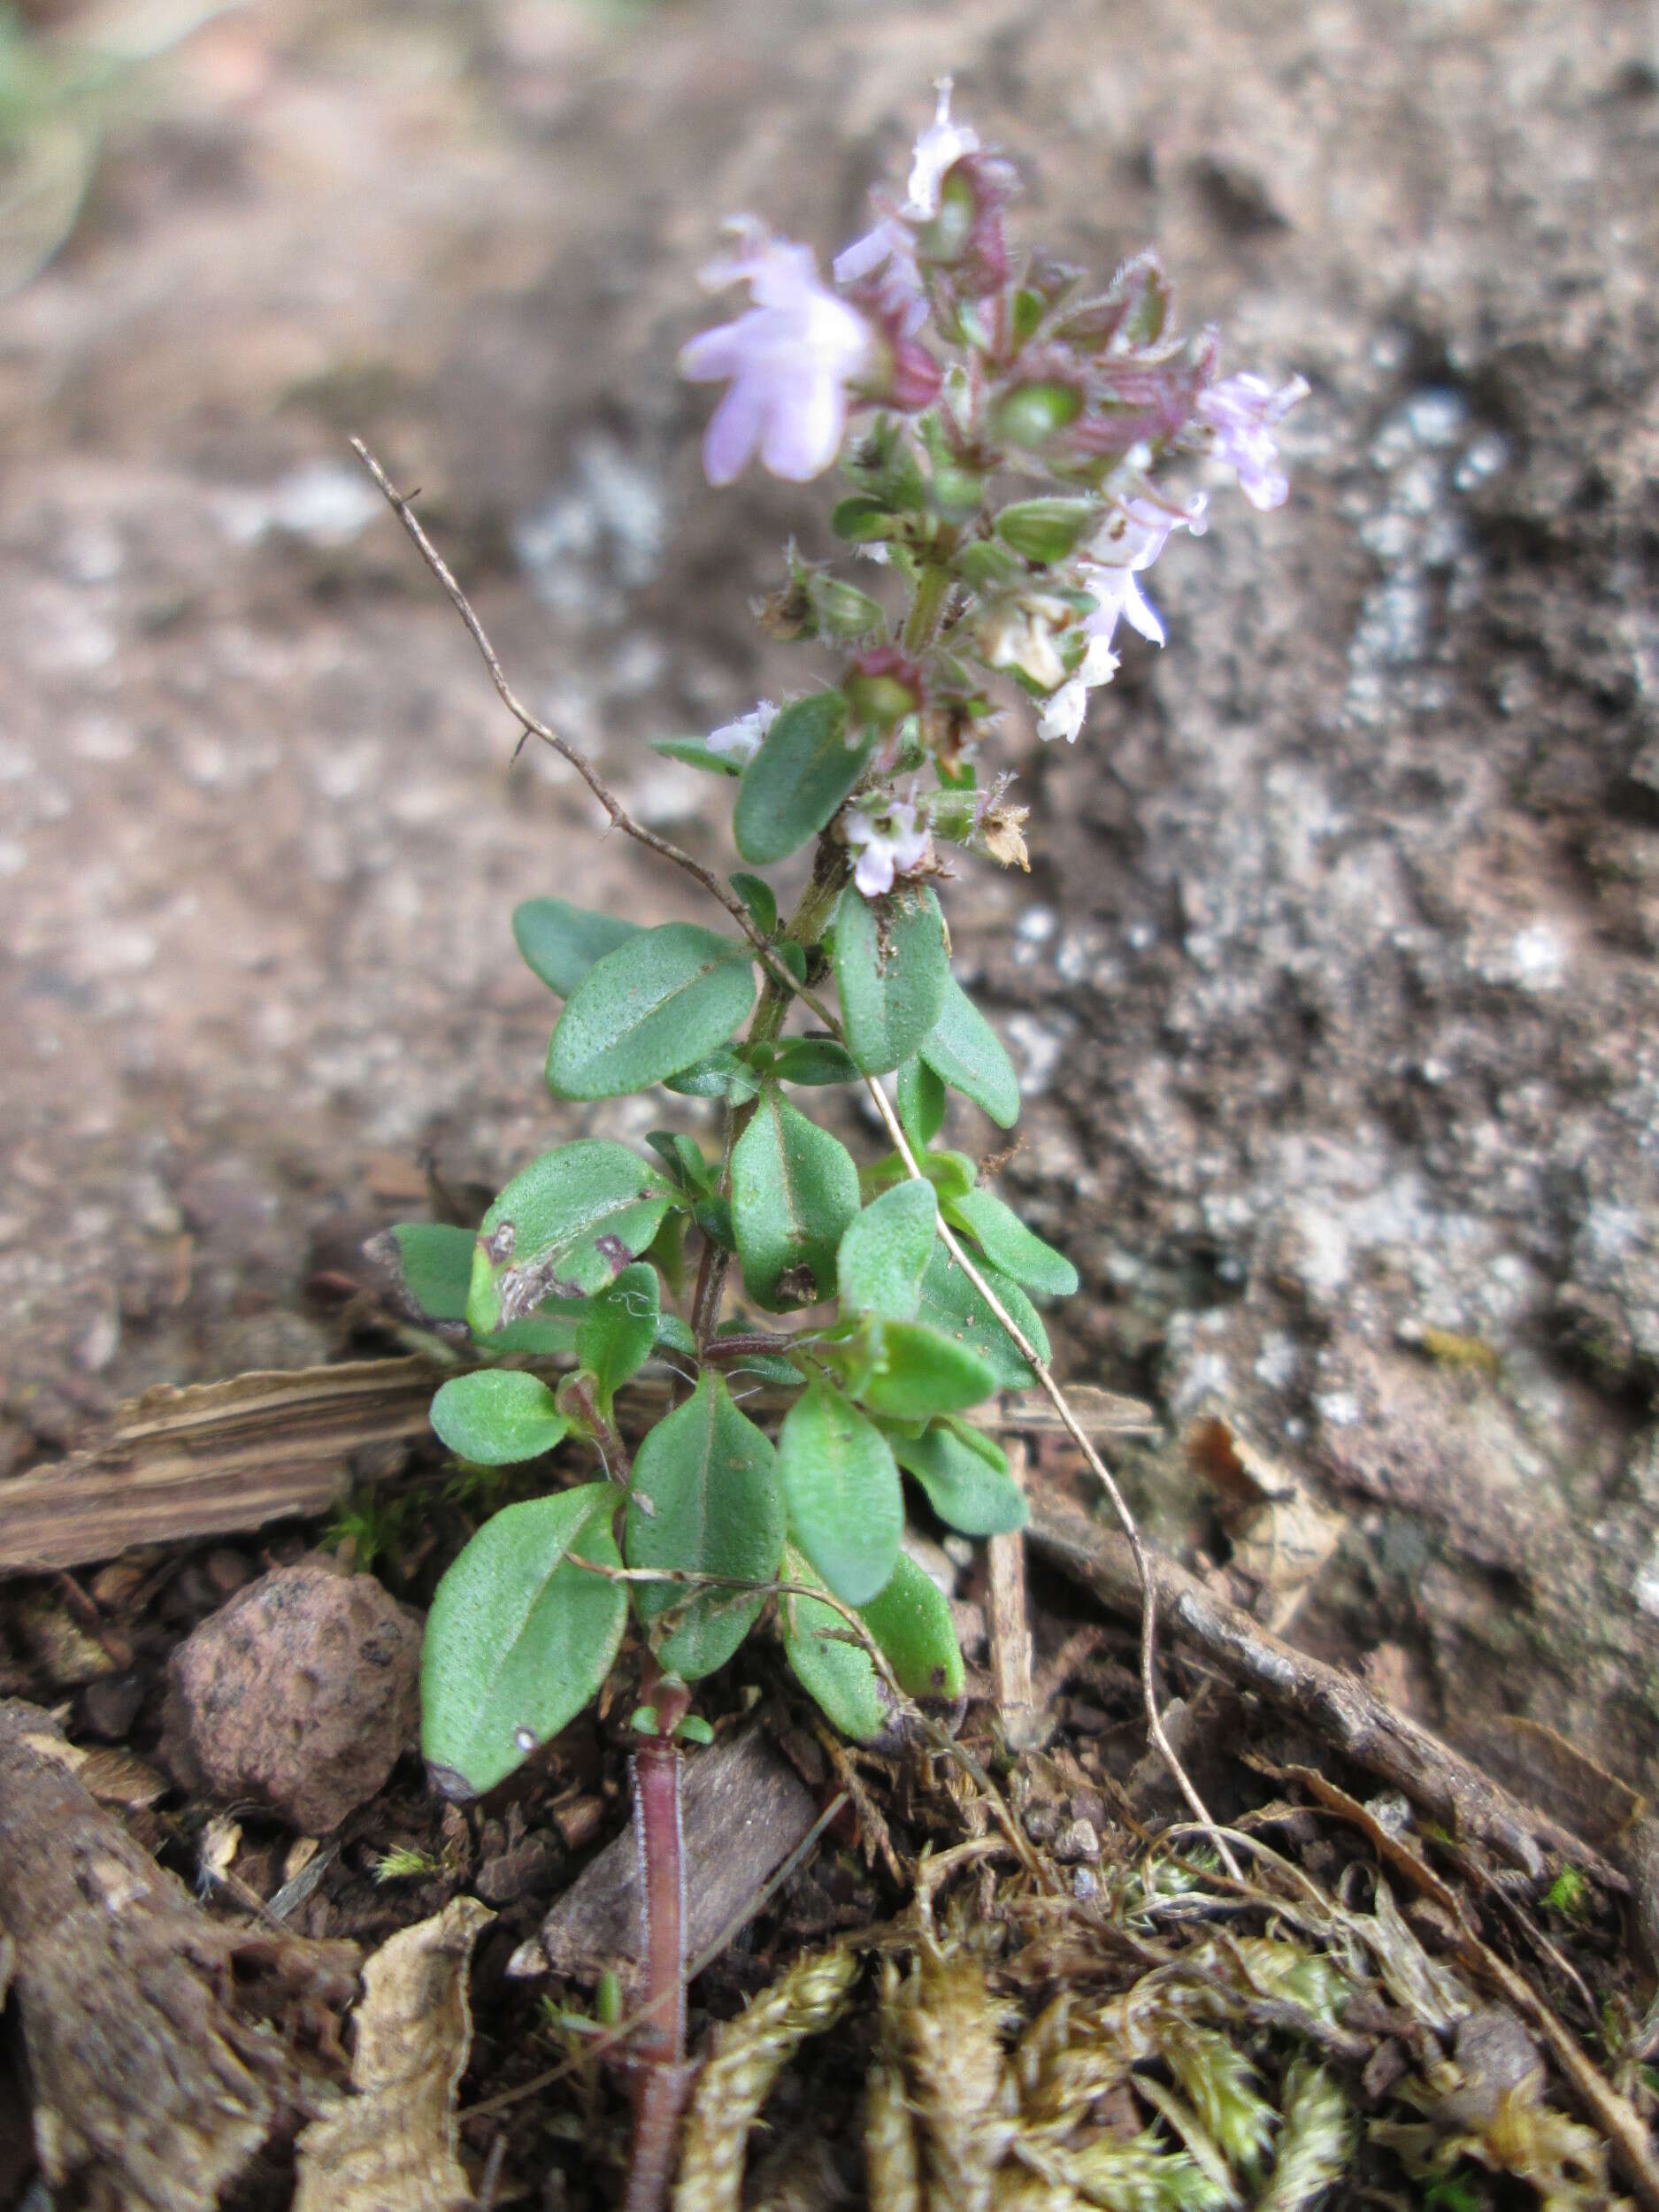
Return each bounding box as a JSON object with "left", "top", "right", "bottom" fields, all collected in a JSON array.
[{"left": 4, "top": 0, "right": 1659, "bottom": 1800}]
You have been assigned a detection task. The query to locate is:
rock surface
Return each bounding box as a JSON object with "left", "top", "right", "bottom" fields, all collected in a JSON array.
[
  {"left": 2, "top": 0, "right": 1657, "bottom": 1784},
  {"left": 161, "top": 1559, "right": 421, "bottom": 1832}
]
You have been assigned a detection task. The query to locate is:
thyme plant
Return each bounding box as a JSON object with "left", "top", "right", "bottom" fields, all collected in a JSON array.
[{"left": 383, "top": 85, "right": 1306, "bottom": 1800}]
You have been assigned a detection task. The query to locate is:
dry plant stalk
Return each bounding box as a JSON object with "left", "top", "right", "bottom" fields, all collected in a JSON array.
[{"left": 672, "top": 1944, "right": 861, "bottom": 2212}]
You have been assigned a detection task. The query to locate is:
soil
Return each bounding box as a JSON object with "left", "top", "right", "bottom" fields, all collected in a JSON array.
[{"left": 3, "top": 0, "right": 1659, "bottom": 2200}]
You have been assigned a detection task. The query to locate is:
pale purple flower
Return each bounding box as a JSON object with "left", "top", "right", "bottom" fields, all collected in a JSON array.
[
  {"left": 1194, "top": 371, "right": 1310, "bottom": 511},
  {"left": 905, "top": 79, "right": 979, "bottom": 219},
  {"left": 833, "top": 81, "right": 978, "bottom": 327},
  {"left": 833, "top": 219, "right": 927, "bottom": 338},
  {"left": 706, "top": 699, "right": 779, "bottom": 764},
  {"left": 679, "top": 221, "right": 875, "bottom": 486},
  {"left": 845, "top": 799, "right": 932, "bottom": 898}
]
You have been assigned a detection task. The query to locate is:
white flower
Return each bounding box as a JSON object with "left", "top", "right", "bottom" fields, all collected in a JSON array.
[
  {"left": 705, "top": 699, "right": 779, "bottom": 764},
  {"left": 905, "top": 79, "right": 979, "bottom": 219},
  {"left": 679, "top": 221, "right": 875, "bottom": 486},
  {"left": 1036, "top": 637, "right": 1120, "bottom": 744},
  {"left": 845, "top": 800, "right": 932, "bottom": 898},
  {"left": 978, "top": 592, "right": 1075, "bottom": 691},
  {"left": 1194, "top": 371, "right": 1310, "bottom": 511},
  {"left": 1077, "top": 492, "right": 1207, "bottom": 655}
]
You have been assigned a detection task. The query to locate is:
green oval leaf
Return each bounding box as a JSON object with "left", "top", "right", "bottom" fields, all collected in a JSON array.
[
  {"left": 919, "top": 978, "right": 1020, "bottom": 1129},
  {"left": 512, "top": 899, "right": 641, "bottom": 998},
  {"left": 733, "top": 693, "right": 872, "bottom": 865},
  {"left": 625, "top": 1372, "right": 785, "bottom": 1679},
  {"left": 896, "top": 1058, "right": 947, "bottom": 1150},
  {"left": 732, "top": 1088, "right": 861, "bottom": 1309},
  {"left": 893, "top": 1417, "right": 1028, "bottom": 1536},
  {"left": 577, "top": 1263, "right": 661, "bottom": 1406},
  {"left": 944, "top": 1189, "right": 1079, "bottom": 1298},
  {"left": 664, "top": 1048, "right": 763, "bottom": 1104},
  {"left": 430, "top": 1370, "right": 572, "bottom": 1465},
  {"left": 548, "top": 924, "right": 757, "bottom": 1101},
  {"left": 467, "top": 1141, "right": 675, "bottom": 1334},
  {"left": 649, "top": 736, "right": 743, "bottom": 777},
  {"left": 837, "top": 1180, "right": 938, "bottom": 1322},
  {"left": 780, "top": 1380, "right": 902, "bottom": 1606},
  {"left": 852, "top": 1317, "right": 998, "bottom": 1423},
  {"left": 770, "top": 1037, "right": 862, "bottom": 1088},
  {"left": 420, "top": 1485, "right": 626, "bottom": 1796},
  {"left": 833, "top": 884, "right": 949, "bottom": 1076},
  {"left": 862, "top": 1552, "right": 964, "bottom": 1701},
  {"left": 780, "top": 1545, "right": 887, "bottom": 1741},
  {"left": 373, "top": 1221, "right": 473, "bottom": 1325},
  {"left": 918, "top": 1244, "right": 1048, "bottom": 1390}
]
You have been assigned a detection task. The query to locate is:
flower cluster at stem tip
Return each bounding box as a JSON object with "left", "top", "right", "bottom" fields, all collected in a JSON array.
[{"left": 678, "top": 79, "right": 1308, "bottom": 893}]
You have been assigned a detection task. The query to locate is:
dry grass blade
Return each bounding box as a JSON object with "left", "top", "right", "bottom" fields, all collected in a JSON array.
[
  {"left": 293, "top": 1895, "right": 494, "bottom": 2212},
  {"left": 672, "top": 1945, "right": 861, "bottom": 2212}
]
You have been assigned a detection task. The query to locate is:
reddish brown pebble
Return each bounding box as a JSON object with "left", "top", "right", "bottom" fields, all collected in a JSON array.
[
  {"left": 160, "top": 1557, "right": 421, "bottom": 1832},
  {"left": 551, "top": 1793, "right": 605, "bottom": 1851}
]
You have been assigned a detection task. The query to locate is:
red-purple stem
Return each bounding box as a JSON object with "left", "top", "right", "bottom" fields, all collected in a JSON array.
[{"left": 622, "top": 1686, "right": 695, "bottom": 2212}]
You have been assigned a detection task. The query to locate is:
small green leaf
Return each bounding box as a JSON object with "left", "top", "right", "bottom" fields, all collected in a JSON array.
[
  {"left": 731, "top": 1087, "right": 861, "bottom": 1309},
  {"left": 733, "top": 693, "right": 872, "bottom": 865},
  {"left": 862, "top": 1552, "right": 964, "bottom": 1701},
  {"left": 849, "top": 1317, "right": 997, "bottom": 1423},
  {"left": 920, "top": 979, "right": 1019, "bottom": 1129},
  {"left": 771, "top": 1037, "right": 862, "bottom": 1088},
  {"left": 780, "top": 1379, "right": 902, "bottom": 1606},
  {"left": 548, "top": 924, "right": 757, "bottom": 1101},
  {"left": 864, "top": 1147, "right": 978, "bottom": 1203},
  {"left": 375, "top": 1221, "right": 473, "bottom": 1325},
  {"left": 649, "top": 737, "right": 743, "bottom": 776},
  {"left": 995, "top": 497, "right": 1100, "bottom": 565},
  {"left": 896, "top": 1058, "right": 946, "bottom": 1150},
  {"left": 512, "top": 899, "right": 641, "bottom": 998},
  {"left": 780, "top": 1545, "right": 887, "bottom": 1741},
  {"left": 655, "top": 1312, "right": 699, "bottom": 1358},
  {"left": 830, "top": 494, "right": 898, "bottom": 542},
  {"left": 893, "top": 1418, "right": 1028, "bottom": 1536},
  {"left": 833, "top": 884, "right": 949, "bottom": 1076},
  {"left": 625, "top": 1372, "right": 785, "bottom": 1679},
  {"left": 944, "top": 1189, "right": 1079, "bottom": 1298},
  {"left": 837, "top": 1180, "right": 938, "bottom": 1321},
  {"left": 646, "top": 1132, "right": 714, "bottom": 1195},
  {"left": 730, "top": 872, "right": 778, "bottom": 934},
  {"left": 664, "top": 1048, "right": 763, "bottom": 1105},
  {"left": 420, "top": 1485, "right": 626, "bottom": 1796},
  {"left": 479, "top": 1309, "right": 586, "bottom": 1357},
  {"left": 430, "top": 1370, "right": 572, "bottom": 1465},
  {"left": 467, "top": 1141, "right": 675, "bottom": 1334},
  {"left": 918, "top": 1244, "right": 1048, "bottom": 1390},
  {"left": 577, "top": 1263, "right": 660, "bottom": 1405}
]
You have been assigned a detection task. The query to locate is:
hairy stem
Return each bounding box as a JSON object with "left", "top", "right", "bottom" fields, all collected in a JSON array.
[
  {"left": 624, "top": 1726, "right": 694, "bottom": 2212},
  {"left": 902, "top": 557, "right": 954, "bottom": 653}
]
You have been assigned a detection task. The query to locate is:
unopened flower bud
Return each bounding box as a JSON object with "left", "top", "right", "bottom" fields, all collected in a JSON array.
[
  {"left": 844, "top": 646, "right": 925, "bottom": 730},
  {"left": 810, "top": 572, "right": 886, "bottom": 643},
  {"left": 994, "top": 377, "right": 1086, "bottom": 449}
]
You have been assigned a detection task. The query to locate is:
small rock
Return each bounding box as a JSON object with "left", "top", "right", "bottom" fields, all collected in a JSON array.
[
  {"left": 78, "top": 1670, "right": 146, "bottom": 1742},
  {"left": 1052, "top": 1816, "right": 1102, "bottom": 1864},
  {"left": 161, "top": 1559, "right": 421, "bottom": 1832},
  {"left": 475, "top": 1836, "right": 555, "bottom": 1906}
]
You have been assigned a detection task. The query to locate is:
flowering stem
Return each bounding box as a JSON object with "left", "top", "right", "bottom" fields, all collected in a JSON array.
[{"left": 902, "top": 558, "right": 953, "bottom": 653}]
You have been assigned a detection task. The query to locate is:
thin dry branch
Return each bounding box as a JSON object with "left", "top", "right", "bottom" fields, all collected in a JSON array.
[
  {"left": 1027, "top": 1499, "right": 1596, "bottom": 1885},
  {"left": 860, "top": 1075, "right": 1236, "bottom": 1866}
]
